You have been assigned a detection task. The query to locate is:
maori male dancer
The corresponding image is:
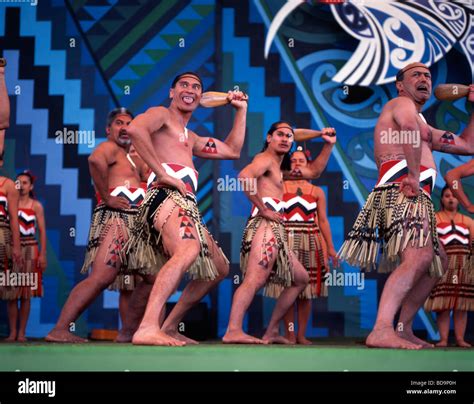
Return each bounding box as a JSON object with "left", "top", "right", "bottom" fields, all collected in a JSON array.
[
  {"left": 444, "top": 159, "right": 474, "bottom": 214},
  {"left": 0, "top": 57, "right": 9, "bottom": 165},
  {"left": 124, "top": 72, "right": 247, "bottom": 346},
  {"left": 46, "top": 108, "right": 148, "bottom": 342},
  {"left": 223, "top": 121, "right": 336, "bottom": 344},
  {"left": 338, "top": 63, "right": 474, "bottom": 349}
]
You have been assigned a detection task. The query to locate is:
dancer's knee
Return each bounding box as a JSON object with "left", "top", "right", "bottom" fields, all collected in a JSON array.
[
  {"left": 173, "top": 241, "right": 201, "bottom": 269},
  {"left": 216, "top": 261, "right": 230, "bottom": 280}
]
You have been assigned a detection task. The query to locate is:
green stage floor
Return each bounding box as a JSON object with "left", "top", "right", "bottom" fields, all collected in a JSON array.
[{"left": 1, "top": 340, "right": 473, "bottom": 371}]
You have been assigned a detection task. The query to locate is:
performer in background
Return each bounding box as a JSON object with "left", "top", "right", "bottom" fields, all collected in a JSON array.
[
  {"left": 223, "top": 121, "right": 336, "bottom": 344},
  {"left": 46, "top": 108, "right": 148, "bottom": 343},
  {"left": 444, "top": 159, "right": 474, "bottom": 214},
  {"left": 281, "top": 146, "right": 338, "bottom": 345},
  {"left": 0, "top": 172, "right": 22, "bottom": 341},
  {"left": 2, "top": 171, "right": 47, "bottom": 342},
  {"left": 111, "top": 144, "right": 148, "bottom": 342},
  {"left": 425, "top": 186, "right": 473, "bottom": 347}
]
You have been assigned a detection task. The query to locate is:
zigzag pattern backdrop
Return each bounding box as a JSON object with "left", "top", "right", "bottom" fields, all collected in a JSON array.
[
  {"left": 215, "top": 0, "right": 473, "bottom": 339},
  {"left": 0, "top": 0, "right": 218, "bottom": 337},
  {"left": 0, "top": 0, "right": 472, "bottom": 339}
]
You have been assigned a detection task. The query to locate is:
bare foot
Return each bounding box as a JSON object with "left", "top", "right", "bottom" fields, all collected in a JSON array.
[
  {"left": 263, "top": 334, "right": 292, "bottom": 344},
  {"left": 285, "top": 333, "right": 297, "bottom": 345},
  {"left": 456, "top": 339, "right": 471, "bottom": 348},
  {"left": 132, "top": 326, "right": 185, "bottom": 346},
  {"left": 163, "top": 329, "right": 199, "bottom": 345},
  {"left": 17, "top": 335, "right": 28, "bottom": 343},
  {"left": 397, "top": 330, "right": 434, "bottom": 348},
  {"left": 45, "top": 329, "right": 88, "bottom": 343},
  {"left": 366, "top": 327, "right": 422, "bottom": 349},
  {"left": 435, "top": 340, "right": 448, "bottom": 347},
  {"left": 297, "top": 336, "right": 312, "bottom": 345},
  {"left": 115, "top": 329, "right": 134, "bottom": 343},
  {"left": 4, "top": 334, "right": 16, "bottom": 342},
  {"left": 222, "top": 330, "right": 267, "bottom": 344}
]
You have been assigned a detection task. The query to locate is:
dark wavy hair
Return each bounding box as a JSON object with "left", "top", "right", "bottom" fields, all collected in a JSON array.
[{"left": 261, "top": 121, "right": 294, "bottom": 171}]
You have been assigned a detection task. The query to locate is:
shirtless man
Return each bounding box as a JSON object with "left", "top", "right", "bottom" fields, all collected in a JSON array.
[
  {"left": 444, "top": 159, "right": 474, "bottom": 214},
  {"left": 124, "top": 72, "right": 247, "bottom": 346},
  {"left": 0, "top": 57, "right": 10, "bottom": 165},
  {"left": 223, "top": 121, "right": 336, "bottom": 344},
  {"left": 338, "top": 62, "right": 474, "bottom": 349},
  {"left": 46, "top": 108, "right": 149, "bottom": 342}
]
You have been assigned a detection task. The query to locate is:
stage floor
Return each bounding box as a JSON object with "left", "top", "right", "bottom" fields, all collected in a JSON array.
[{"left": 0, "top": 339, "right": 473, "bottom": 371}]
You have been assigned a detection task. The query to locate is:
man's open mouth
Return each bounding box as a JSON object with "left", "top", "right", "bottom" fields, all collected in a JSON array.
[{"left": 182, "top": 95, "right": 195, "bottom": 105}]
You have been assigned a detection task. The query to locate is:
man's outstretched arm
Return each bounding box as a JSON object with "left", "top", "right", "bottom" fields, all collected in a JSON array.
[
  {"left": 284, "top": 130, "right": 336, "bottom": 180},
  {"left": 431, "top": 84, "right": 474, "bottom": 156},
  {"left": 193, "top": 91, "right": 247, "bottom": 160}
]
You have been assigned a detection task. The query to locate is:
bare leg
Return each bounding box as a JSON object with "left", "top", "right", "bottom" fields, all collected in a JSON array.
[
  {"left": 223, "top": 220, "right": 276, "bottom": 344},
  {"left": 398, "top": 245, "right": 447, "bottom": 348},
  {"left": 397, "top": 272, "right": 437, "bottom": 348},
  {"left": 17, "top": 298, "right": 31, "bottom": 342},
  {"left": 116, "top": 276, "right": 154, "bottom": 343},
  {"left": 132, "top": 199, "right": 202, "bottom": 346},
  {"left": 262, "top": 252, "right": 309, "bottom": 344},
  {"left": 118, "top": 290, "right": 133, "bottom": 330},
  {"left": 46, "top": 227, "right": 121, "bottom": 343},
  {"left": 159, "top": 305, "right": 166, "bottom": 327},
  {"left": 453, "top": 310, "right": 471, "bottom": 347},
  {"left": 435, "top": 310, "right": 450, "bottom": 347},
  {"left": 5, "top": 300, "right": 18, "bottom": 342},
  {"left": 296, "top": 298, "right": 312, "bottom": 345},
  {"left": 366, "top": 240, "right": 434, "bottom": 349},
  {"left": 162, "top": 230, "right": 229, "bottom": 345},
  {"left": 283, "top": 303, "right": 297, "bottom": 344}
]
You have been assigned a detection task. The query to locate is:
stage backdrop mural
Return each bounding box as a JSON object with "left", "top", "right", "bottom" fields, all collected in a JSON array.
[{"left": 0, "top": 0, "right": 472, "bottom": 340}]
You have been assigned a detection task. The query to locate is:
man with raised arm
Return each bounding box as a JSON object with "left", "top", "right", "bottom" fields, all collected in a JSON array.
[
  {"left": 338, "top": 62, "right": 474, "bottom": 349},
  {"left": 124, "top": 72, "right": 247, "bottom": 346},
  {"left": 223, "top": 121, "right": 336, "bottom": 344}
]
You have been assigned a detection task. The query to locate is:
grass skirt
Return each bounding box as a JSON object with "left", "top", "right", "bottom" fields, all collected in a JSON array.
[
  {"left": 286, "top": 222, "right": 327, "bottom": 299},
  {"left": 80, "top": 203, "right": 139, "bottom": 284},
  {"left": 240, "top": 216, "right": 294, "bottom": 298},
  {"left": 0, "top": 233, "right": 41, "bottom": 300},
  {"left": 425, "top": 242, "right": 473, "bottom": 311},
  {"left": 337, "top": 184, "right": 443, "bottom": 277},
  {"left": 123, "top": 187, "right": 226, "bottom": 281}
]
